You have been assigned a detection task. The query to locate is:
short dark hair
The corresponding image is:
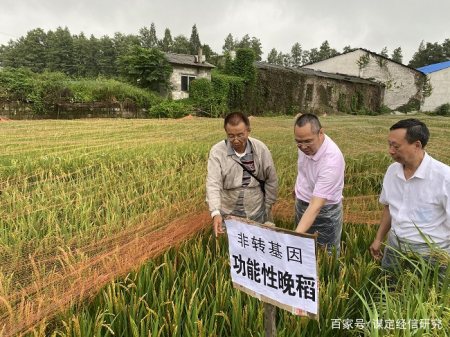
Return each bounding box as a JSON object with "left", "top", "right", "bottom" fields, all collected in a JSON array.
[
  {"left": 224, "top": 112, "right": 250, "bottom": 129},
  {"left": 294, "top": 113, "right": 322, "bottom": 133},
  {"left": 390, "top": 118, "right": 429, "bottom": 148}
]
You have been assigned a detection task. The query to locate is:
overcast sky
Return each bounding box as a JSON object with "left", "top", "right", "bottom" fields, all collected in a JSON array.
[{"left": 0, "top": 0, "right": 449, "bottom": 64}]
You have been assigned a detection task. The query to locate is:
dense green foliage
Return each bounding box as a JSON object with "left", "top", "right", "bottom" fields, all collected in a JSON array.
[
  {"left": 0, "top": 67, "right": 161, "bottom": 115},
  {"left": 222, "top": 34, "right": 263, "bottom": 61},
  {"left": 232, "top": 48, "right": 257, "bottom": 84},
  {"left": 396, "top": 98, "right": 421, "bottom": 113},
  {"left": 409, "top": 39, "right": 450, "bottom": 68},
  {"left": 189, "top": 73, "right": 245, "bottom": 117},
  {"left": 118, "top": 46, "right": 172, "bottom": 91},
  {"left": 189, "top": 24, "right": 202, "bottom": 55},
  {"left": 1, "top": 25, "right": 448, "bottom": 120},
  {"left": 434, "top": 103, "right": 450, "bottom": 116},
  {"left": 148, "top": 100, "right": 194, "bottom": 118},
  {"left": 0, "top": 25, "right": 216, "bottom": 77},
  {"left": 189, "top": 78, "right": 217, "bottom": 116},
  {"left": 1, "top": 24, "right": 449, "bottom": 79},
  {"left": 267, "top": 40, "right": 340, "bottom": 67}
]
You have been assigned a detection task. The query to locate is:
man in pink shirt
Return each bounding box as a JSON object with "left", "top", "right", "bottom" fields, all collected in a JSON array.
[{"left": 294, "top": 113, "right": 345, "bottom": 256}]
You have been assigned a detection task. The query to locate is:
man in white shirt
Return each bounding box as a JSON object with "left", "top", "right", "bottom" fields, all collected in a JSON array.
[{"left": 370, "top": 119, "right": 450, "bottom": 273}]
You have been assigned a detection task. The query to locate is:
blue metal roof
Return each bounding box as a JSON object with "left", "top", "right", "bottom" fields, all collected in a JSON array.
[{"left": 417, "top": 60, "right": 450, "bottom": 74}]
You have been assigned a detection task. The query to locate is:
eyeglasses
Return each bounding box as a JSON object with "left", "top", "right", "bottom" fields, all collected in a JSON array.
[
  {"left": 295, "top": 139, "right": 314, "bottom": 147},
  {"left": 227, "top": 133, "right": 247, "bottom": 141},
  {"left": 388, "top": 142, "right": 400, "bottom": 151}
]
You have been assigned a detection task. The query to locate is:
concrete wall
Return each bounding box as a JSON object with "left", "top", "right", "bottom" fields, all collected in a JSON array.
[
  {"left": 303, "top": 50, "right": 424, "bottom": 110},
  {"left": 170, "top": 65, "right": 212, "bottom": 100},
  {"left": 421, "top": 67, "right": 450, "bottom": 111}
]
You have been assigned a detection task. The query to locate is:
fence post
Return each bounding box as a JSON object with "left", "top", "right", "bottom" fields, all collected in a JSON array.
[{"left": 264, "top": 302, "right": 277, "bottom": 337}]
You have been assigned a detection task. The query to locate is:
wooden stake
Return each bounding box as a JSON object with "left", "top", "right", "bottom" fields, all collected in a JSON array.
[{"left": 264, "top": 302, "right": 277, "bottom": 337}]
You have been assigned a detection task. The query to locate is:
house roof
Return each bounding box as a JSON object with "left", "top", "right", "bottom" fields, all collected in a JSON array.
[
  {"left": 164, "top": 53, "right": 215, "bottom": 68},
  {"left": 255, "top": 62, "right": 383, "bottom": 86},
  {"left": 302, "top": 48, "right": 424, "bottom": 75},
  {"left": 417, "top": 60, "right": 450, "bottom": 74}
]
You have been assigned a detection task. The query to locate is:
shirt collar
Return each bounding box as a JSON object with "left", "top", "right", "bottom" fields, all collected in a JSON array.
[
  {"left": 395, "top": 152, "right": 430, "bottom": 180},
  {"left": 411, "top": 152, "right": 430, "bottom": 179},
  {"left": 309, "top": 135, "right": 328, "bottom": 161},
  {"left": 226, "top": 138, "right": 252, "bottom": 156}
]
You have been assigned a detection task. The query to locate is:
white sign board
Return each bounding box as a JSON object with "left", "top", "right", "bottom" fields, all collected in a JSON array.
[{"left": 225, "top": 217, "right": 318, "bottom": 317}]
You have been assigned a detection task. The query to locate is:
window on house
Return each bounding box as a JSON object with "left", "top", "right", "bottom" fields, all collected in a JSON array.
[
  {"left": 181, "top": 75, "right": 196, "bottom": 92},
  {"left": 305, "top": 84, "right": 314, "bottom": 102}
]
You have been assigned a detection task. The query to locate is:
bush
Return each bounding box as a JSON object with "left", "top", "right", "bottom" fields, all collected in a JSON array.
[
  {"left": 0, "top": 67, "right": 36, "bottom": 101},
  {"left": 396, "top": 98, "right": 420, "bottom": 113},
  {"left": 189, "top": 78, "right": 220, "bottom": 117},
  {"left": 29, "top": 71, "right": 69, "bottom": 113},
  {"left": 377, "top": 104, "right": 392, "bottom": 114},
  {"left": 148, "top": 100, "right": 194, "bottom": 119},
  {"left": 434, "top": 103, "right": 450, "bottom": 116},
  {"left": 232, "top": 48, "right": 256, "bottom": 84},
  {"left": 189, "top": 74, "right": 245, "bottom": 118},
  {"left": 212, "top": 72, "right": 245, "bottom": 110},
  {"left": 0, "top": 68, "right": 163, "bottom": 116}
]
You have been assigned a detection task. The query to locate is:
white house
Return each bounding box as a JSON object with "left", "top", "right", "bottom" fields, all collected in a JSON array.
[
  {"left": 164, "top": 51, "right": 215, "bottom": 100},
  {"left": 302, "top": 48, "right": 426, "bottom": 110},
  {"left": 417, "top": 60, "right": 450, "bottom": 112}
]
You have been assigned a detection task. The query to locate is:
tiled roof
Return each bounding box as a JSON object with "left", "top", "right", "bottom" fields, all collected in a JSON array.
[
  {"left": 417, "top": 60, "right": 450, "bottom": 74},
  {"left": 256, "top": 62, "right": 383, "bottom": 86},
  {"left": 164, "top": 53, "right": 215, "bottom": 68}
]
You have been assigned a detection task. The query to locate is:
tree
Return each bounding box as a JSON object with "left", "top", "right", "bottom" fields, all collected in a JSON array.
[
  {"left": 318, "top": 40, "right": 338, "bottom": 61},
  {"left": 97, "top": 35, "right": 117, "bottom": 77},
  {"left": 46, "top": 27, "right": 75, "bottom": 75},
  {"left": 13, "top": 28, "right": 48, "bottom": 72},
  {"left": 189, "top": 24, "right": 201, "bottom": 55},
  {"left": 223, "top": 33, "right": 235, "bottom": 53},
  {"left": 306, "top": 48, "right": 320, "bottom": 63},
  {"left": 139, "top": 23, "right": 158, "bottom": 48},
  {"left": 86, "top": 34, "right": 100, "bottom": 77},
  {"left": 380, "top": 47, "right": 389, "bottom": 58},
  {"left": 72, "top": 32, "right": 91, "bottom": 77},
  {"left": 409, "top": 41, "right": 446, "bottom": 68},
  {"left": 443, "top": 38, "right": 450, "bottom": 59},
  {"left": 201, "top": 44, "right": 214, "bottom": 60},
  {"left": 290, "top": 42, "right": 303, "bottom": 67},
  {"left": 236, "top": 34, "right": 251, "bottom": 49},
  {"left": 301, "top": 50, "right": 311, "bottom": 65},
  {"left": 172, "top": 35, "right": 190, "bottom": 54},
  {"left": 275, "top": 52, "right": 284, "bottom": 65},
  {"left": 223, "top": 52, "right": 234, "bottom": 74},
  {"left": 160, "top": 28, "right": 173, "bottom": 52},
  {"left": 267, "top": 48, "right": 278, "bottom": 64},
  {"left": 0, "top": 40, "right": 20, "bottom": 68},
  {"left": 119, "top": 46, "right": 172, "bottom": 91},
  {"left": 113, "top": 32, "right": 141, "bottom": 59},
  {"left": 250, "top": 37, "right": 263, "bottom": 61},
  {"left": 233, "top": 48, "right": 256, "bottom": 83},
  {"left": 342, "top": 45, "right": 353, "bottom": 53},
  {"left": 391, "top": 47, "right": 403, "bottom": 63}
]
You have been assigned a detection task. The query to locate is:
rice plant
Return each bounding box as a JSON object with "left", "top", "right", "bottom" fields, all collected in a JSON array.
[{"left": 1, "top": 114, "right": 449, "bottom": 336}]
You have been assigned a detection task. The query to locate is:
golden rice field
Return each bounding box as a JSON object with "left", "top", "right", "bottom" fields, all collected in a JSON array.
[{"left": 0, "top": 115, "right": 449, "bottom": 337}]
